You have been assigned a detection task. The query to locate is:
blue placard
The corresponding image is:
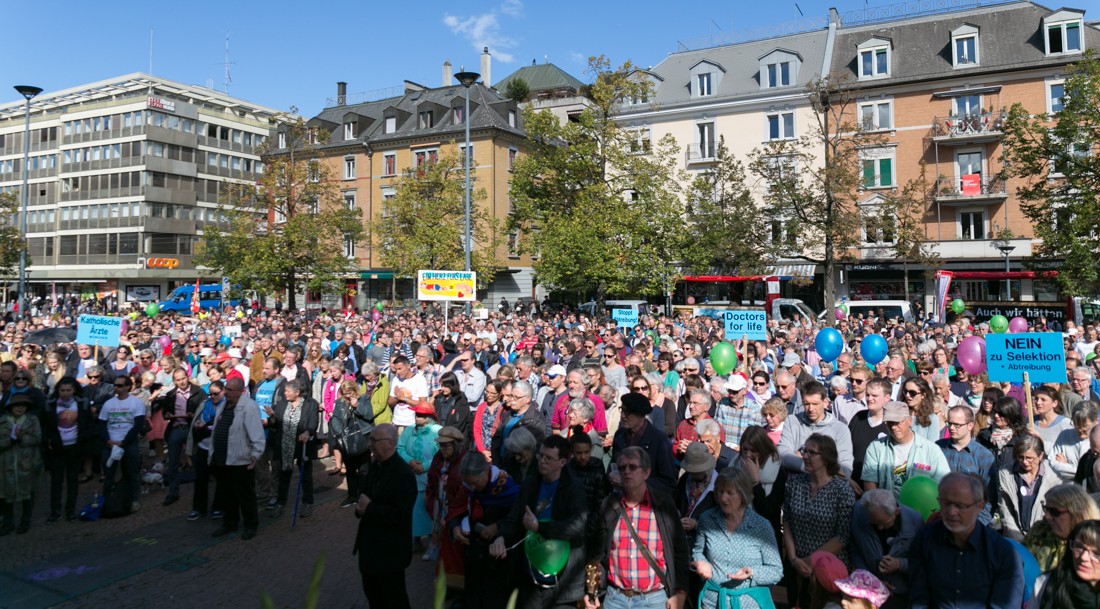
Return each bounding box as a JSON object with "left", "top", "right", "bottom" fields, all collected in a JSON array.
[
  {"left": 76, "top": 314, "right": 123, "bottom": 347},
  {"left": 611, "top": 308, "right": 639, "bottom": 326},
  {"left": 722, "top": 310, "right": 768, "bottom": 341},
  {"left": 986, "top": 332, "right": 1066, "bottom": 384}
]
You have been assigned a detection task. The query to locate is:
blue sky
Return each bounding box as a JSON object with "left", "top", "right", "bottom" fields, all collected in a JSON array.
[{"left": 5, "top": 0, "right": 1096, "bottom": 116}]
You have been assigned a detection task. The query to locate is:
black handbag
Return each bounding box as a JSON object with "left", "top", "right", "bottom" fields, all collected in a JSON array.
[{"left": 337, "top": 398, "right": 374, "bottom": 457}]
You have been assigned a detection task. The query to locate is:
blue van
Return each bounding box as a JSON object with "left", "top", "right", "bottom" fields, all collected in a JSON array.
[{"left": 159, "top": 284, "right": 239, "bottom": 312}]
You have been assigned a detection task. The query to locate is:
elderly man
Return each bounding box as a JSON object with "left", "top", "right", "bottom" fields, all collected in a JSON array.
[
  {"left": 1067, "top": 368, "right": 1100, "bottom": 411},
  {"left": 885, "top": 356, "right": 908, "bottom": 401},
  {"left": 674, "top": 390, "right": 724, "bottom": 459},
  {"left": 781, "top": 352, "right": 814, "bottom": 390},
  {"left": 778, "top": 381, "right": 854, "bottom": 474},
  {"left": 713, "top": 374, "right": 762, "bottom": 451},
  {"left": 774, "top": 370, "right": 803, "bottom": 416},
  {"left": 611, "top": 393, "right": 678, "bottom": 497},
  {"left": 489, "top": 381, "right": 546, "bottom": 466},
  {"left": 930, "top": 373, "right": 966, "bottom": 410},
  {"left": 850, "top": 489, "right": 923, "bottom": 609},
  {"left": 909, "top": 473, "right": 1024, "bottom": 609},
  {"left": 552, "top": 369, "right": 607, "bottom": 436},
  {"left": 209, "top": 378, "right": 265, "bottom": 540},
  {"left": 861, "top": 401, "right": 950, "bottom": 495}
]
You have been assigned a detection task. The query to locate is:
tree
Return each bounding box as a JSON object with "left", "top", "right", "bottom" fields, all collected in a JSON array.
[
  {"left": 509, "top": 56, "right": 693, "bottom": 309},
  {"left": 1002, "top": 51, "right": 1100, "bottom": 295},
  {"left": 199, "top": 115, "right": 364, "bottom": 309},
  {"left": 883, "top": 163, "right": 940, "bottom": 303},
  {"left": 749, "top": 77, "right": 883, "bottom": 325},
  {"left": 504, "top": 78, "right": 530, "bottom": 103},
  {"left": 373, "top": 150, "right": 501, "bottom": 287},
  {"left": 683, "top": 138, "right": 776, "bottom": 276},
  {"left": 0, "top": 192, "right": 27, "bottom": 278}
]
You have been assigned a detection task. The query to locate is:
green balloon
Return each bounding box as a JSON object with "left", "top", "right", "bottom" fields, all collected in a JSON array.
[
  {"left": 709, "top": 342, "right": 738, "bottom": 376},
  {"left": 524, "top": 531, "right": 569, "bottom": 576},
  {"left": 839, "top": 303, "right": 849, "bottom": 314},
  {"left": 145, "top": 303, "right": 159, "bottom": 318},
  {"left": 375, "top": 302, "right": 384, "bottom": 311},
  {"left": 989, "top": 314, "right": 1009, "bottom": 334},
  {"left": 950, "top": 299, "right": 965, "bottom": 315},
  {"left": 899, "top": 476, "right": 939, "bottom": 521}
]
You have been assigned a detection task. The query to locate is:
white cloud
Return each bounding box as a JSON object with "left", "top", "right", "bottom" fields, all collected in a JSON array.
[{"left": 443, "top": 1, "right": 521, "bottom": 63}]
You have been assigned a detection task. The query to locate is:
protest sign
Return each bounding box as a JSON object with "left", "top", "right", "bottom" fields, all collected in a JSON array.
[{"left": 76, "top": 315, "right": 122, "bottom": 347}]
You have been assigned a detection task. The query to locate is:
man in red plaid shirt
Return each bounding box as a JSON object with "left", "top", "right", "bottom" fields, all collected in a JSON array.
[{"left": 587, "top": 447, "right": 689, "bottom": 609}]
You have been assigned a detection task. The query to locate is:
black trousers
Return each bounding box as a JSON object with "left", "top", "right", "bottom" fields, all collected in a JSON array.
[
  {"left": 47, "top": 444, "right": 82, "bottom": 515},
  {"left": 343, "top": 450, "right": 370, "bottom": 500},
  {"left": 213, "top": 464, "right": 258, "bottom": 530},
  {"left": 191, "top": 447, "right": 222, "bottom": 514},
  {"left": 360, "top": 566, "right": 411, "bottom": 609},
  {"left": 277, "top": 456, "right": 314, "bottom": 505}
]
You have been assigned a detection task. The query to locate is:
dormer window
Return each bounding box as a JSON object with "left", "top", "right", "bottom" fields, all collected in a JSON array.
[
  {"left": 697, "top": 73, "right": 713, "bottom": 97},
  {"left": 344, "top": 121, "right": 356, "bottom": 139},
  {"left": 759, "top": 49, "right": 802, "bottom": 90},
  {"left": 951, "top": 25, "right": 979, "bottom": 67},
  {"left": 1045, "top": 10, "right": 1084, "bottom": 55},
  {"left": 384, "top": 116, "right": 396, "bottom": 133},
  {"left": 418, "top": 111, "right": 433, "bottom": 129},
  {"left": 768, "top": 62, "right": 791, "bottom": 87},
  {"left": 689, "top": 60, "right": 724, "bottom": 99},
  {"left": 858, "top": 38, "right": 891, "bottom": 80}
]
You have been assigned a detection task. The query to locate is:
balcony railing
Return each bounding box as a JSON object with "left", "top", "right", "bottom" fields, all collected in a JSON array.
[
  {"left": 685, "top": 144, "right": 716, "bottom": 164},
  {"left": 930, "top": 111, "right": 1005, "bottom": 139},
  {"left": 934, "top": 174, "right": 1007, "bottom": 199}
]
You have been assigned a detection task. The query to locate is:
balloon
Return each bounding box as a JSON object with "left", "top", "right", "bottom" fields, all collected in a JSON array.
[
  {"left": 129, "top": 312, "right": 139, "bottom": 321},
  {"left": 686, "top": 296, "right": 696, "bottom": 305},
  {"left": 1006, "top": 539, "right": 1042, "bottom": 600},
  {"left": 957, "top": 335, "right": 987, "bottom": 375},
  {"left": 898, "top": 475, "right": 940, "bottom": 521},
  {"left": 145, "top": 303, "right": 159, "bottom": 318},
  {"left": 950, "top": 299, "right": 965, "bottom": 315},
  {"left": 835, "top": 308, "right": 846, "bottom": 321},
  {"left": 371, "top": 309, "right": 381, "bottom": 321},
  {"left": 119, "top": 320, "right": 128, "bottom": 334},
  {"left": 814, "top": 328, "right": 844, "bottom": 362},
  {"left": 860, "top": 334, "right": 889, "bottom": 365},
  {"left": 708, "top": 342, "right": 738, "bottom": 376},
  {"left": 219, "top": 335, "right": 232, "bottom": 347},
  {"left": 374, "top": 302, "right": 384, "bottom": 311},
  {"left": 1008, "top": 316, "right": 1029, "bottom": 334},
  {"left": 839, "top": 303, "right": 849, "bottom": 314},
  {"left": 989, "top": 315, "right": 1009, "bottom": 334},
  {"left": 236, "top": 310, "right": 245, "bottom": 319},
  {"left": 524, "top": 531, "right": 569, "bottom": 576},
  {"left": 158, "top": 336, "right": 171, "bottom": 349}
]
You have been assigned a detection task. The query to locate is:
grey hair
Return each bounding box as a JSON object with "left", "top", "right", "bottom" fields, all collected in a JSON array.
[
  {"left": 860, "top": 488, "right": 898, "bottom": 516},
  {"left": 567, "top": 397, "right": 595, "bottom": 422},
  {"left": 916, "top": 339, "right": 937, "bottom": 357},
  {"left": 1074, "top": 367, "right": 1095, "bottom": 381},
  {"left": 504, "top": 426, "right": 537, "bottom": 455},
  {"left": 709, "top": 376, "right": 726, "bottom": 393},
  {"left": 644, "top": 372, "right": 662, "bottom": 387},
  {"left": 1014, "top": 433, "right": 1046, "bottom": 459},
  {"left": 361, "top": 361, "right": 380, "bottom": 377},
  {"left": 1074, "top": 402, "right": 1099, "bottom": 428},
  {"left": 512, "top": 380, "right": 533, "bottom": 399},
  {"left": 459, "top": 451, "right": 491, "bottom": 478},
  {"left": 829, "top": 375, "right": 849, "bottom": 391},
  {"left": 284, "top": 379, "right": 303, "bottom": 394},
  {"left": 678, "top": 357, "right": 701, "bottom": 373},
  {"left": 695, "top": 418, "right": 721, "bottom": 438},
  {"left": 931, "top": 373, "right": 950, "bottom": 388},
  {"left": 690, "top": 389, "right": 712, "bottom": 408},
  {"left": 514, "top": 354, "right": 534, "bottom": 367}
]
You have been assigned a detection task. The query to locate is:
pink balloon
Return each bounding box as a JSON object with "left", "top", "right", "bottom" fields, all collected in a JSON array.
[
  {"left": 371, "top": 309, "right": 381, "bottom": 321},
  {"left": 1008, "top": 316, "right": 1029, "bottom": 333},
  {"left": 835, "top": 308, "right": 846, "bottom": 320},
  {"left": 119, "top": 319, "right": 129, "bottom": 334},
  {"left": 158, "top": 335, "right": 172, "bottom": 348},
  {"left": 957, "top": 335, "right": 987, "bottom": 375}
]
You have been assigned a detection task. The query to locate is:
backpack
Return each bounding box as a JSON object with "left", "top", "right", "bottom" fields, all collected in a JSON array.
[{"left": 100, "top": 483, "right": 132, "bottom": 518}]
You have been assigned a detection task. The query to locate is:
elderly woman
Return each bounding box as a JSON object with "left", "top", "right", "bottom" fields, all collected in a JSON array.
[
  {"left": 999, "top": 433, "right": 1060, "bottom": 542},
  {"left": 425, "top": 427, "right": 468, "bottom": 589},
  {"left": 903, "top": 377, "right": 941, "bottom": 442},
  {"left": 1024, "top": 483, "right": 1100, "bottom": 572},
  {"left": 565, "top": 396, "right": 604, "bottom": 462},
  {"left": 760, "top": 397, "right": 788, "bottom": 446},
  {"left": 692, "top": 467, "right": 783, "bottom": 609},
  {"left": 1051, "top": 402, "right": 1097, "bottom": 483},
  {"left": 0, "top": 394, "right": 44, "bottom": 534},
  {"left": 697, "top": 418, "right": 736, "bottom": 470},
  {"left": 269, "top": 379, "right": 320, "bottom": 519},
  {"left": 398, "top": 401, "right": 441, "bottom": 550},
  {"left": 1032, "top": 521, "right": 1100, "bottom": 608},
  {"left": 501, "top": 425, "right": 537, "bottom": 485},
  {"left": 359, "top": 361, "right": 391, "bottom": 425},
  {"left": 330, "top": 380, "right": 374, "bottom": 509}
]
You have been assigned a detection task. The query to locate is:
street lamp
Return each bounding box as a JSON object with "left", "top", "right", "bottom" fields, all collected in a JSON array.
[
  {"left": 14, "top": 85, "right": 42, "bottom": 319},
  {"left": 454, "top": 68, "right": 479, "bottom": 316},
  {"left": 995, "top": 242, "right": 1015, "bottom": 301}
]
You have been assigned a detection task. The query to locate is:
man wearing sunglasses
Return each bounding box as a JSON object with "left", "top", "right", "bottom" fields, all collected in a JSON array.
[{"left": 98, "top": 375, "right": 146, "bottom": 514}]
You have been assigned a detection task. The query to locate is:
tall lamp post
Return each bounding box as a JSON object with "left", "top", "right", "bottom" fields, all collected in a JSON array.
[
  {"left": 14, "top": 85, "right": 42, "bottom": 318},
  {"left": 995, "top": 242, "right": 1015, "bottom": 301},
  {"left": 453, "top": 68, "right": 479, "bottom": 316}
]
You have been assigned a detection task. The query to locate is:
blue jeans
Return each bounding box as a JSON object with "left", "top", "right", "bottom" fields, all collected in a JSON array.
[
  {"left": 603, "top": 588, "right": 667, "bottom": 609},
  {"left": 164, "top": 426, "right": 189, "bottom": 496}
]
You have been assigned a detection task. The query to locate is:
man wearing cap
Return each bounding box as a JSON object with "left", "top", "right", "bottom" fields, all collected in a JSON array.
[
  {"left": 782, "top": 352, "right": 814, "bottom": 391},
  {"left": 778, "top": 381, "right": 854, "bottom": 475},
  {"left": 861, "top": 401, "right": 950, "bottom": 496},
  {"left": 611, "top": 392, "right": 678, "bottom": 497},
  {"left": 713, "top": 374, "right": 763, "bottom": 451},
  {"left": 539, "top": 364, "right": 568, "bottom": 431},
  {"left": 154, "top": 369, "right": 207, "bottom": 506},
  {"left": 674, "top": 442, "right": 717, "bottom": 548}
]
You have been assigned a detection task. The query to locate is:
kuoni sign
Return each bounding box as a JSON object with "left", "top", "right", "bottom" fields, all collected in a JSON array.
[
  {"left": 417, "top": 270, "right": 476, "bottom": 302},
  {"left": 722, "top": 310, "right": 768, "bottom": 341},
  {"left": 75, "top": 315, "right": 123, "bottom": 347},
  {"left": 985, "top": 332, "right": 1066, "bottom": 384}
]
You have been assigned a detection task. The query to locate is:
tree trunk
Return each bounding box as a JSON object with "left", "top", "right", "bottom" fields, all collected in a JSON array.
[
  {"left": 286, "top": 271, "right": 297, "bottom": 311},
  {"left": 903, "top": 261, "right": 910, "bottom": 303},
  {"left": 595, "top": 283, "right": 607, "bottom": 323},
  {"left": 824, "top": 231, "right": 836, "bottom": 329}
]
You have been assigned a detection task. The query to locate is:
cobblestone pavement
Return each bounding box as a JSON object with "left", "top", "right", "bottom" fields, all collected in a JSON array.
[{"left": 0, "top": 457, "right": 438, "bottom": 609}]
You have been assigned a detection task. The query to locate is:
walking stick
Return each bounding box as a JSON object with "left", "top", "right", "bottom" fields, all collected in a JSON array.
[{"left": 291, "top": 440, "right": 308, "bottom": 529}]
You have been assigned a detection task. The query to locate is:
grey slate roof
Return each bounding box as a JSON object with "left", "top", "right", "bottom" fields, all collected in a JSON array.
[
  {"left": 829, "top": 1, "right": 1099, "bottom": 86},
  {"left": 495, "top": 62, "right": 585, "bottom": 94}
]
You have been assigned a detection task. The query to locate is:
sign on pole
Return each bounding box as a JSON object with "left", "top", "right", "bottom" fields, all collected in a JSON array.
[
  {"left": 221, "top": 276, "right": 230, "bottom": 302},
  {"left": 417, "top": 270, "right": 476, "bottom": 302},
  {"left": 985, "top": 332, "right": 1066, "bottom": 384},
  {"left": 76, "top": 315, "right": 123, "bottom": 347},
  {"left": 721, "top": 310, "right": 768, "bottom": 341},
  {"left": 611, "top": 308, "right": 639, "bottom": 327}
]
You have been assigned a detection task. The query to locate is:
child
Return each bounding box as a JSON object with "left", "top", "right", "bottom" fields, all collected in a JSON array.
[{"left": 834, "top": 569, "right": 891, "bottom": 609}]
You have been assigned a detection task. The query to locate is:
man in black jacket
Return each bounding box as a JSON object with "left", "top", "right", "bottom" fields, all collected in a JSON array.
[
  {"left": 354, "top": 423, "right": 416, "bottom": 609},
  {"left": 490, "top": 435, "right": 588, "bottom": 609},
  {"left": 155, "top": 369, "right": 207, "bottom": 506},
  {"left": 491, "top": 381, "right": 546, "bottom": 466},
  {"left": 611, "top": 393, "right": 678, "bottom": 497}
]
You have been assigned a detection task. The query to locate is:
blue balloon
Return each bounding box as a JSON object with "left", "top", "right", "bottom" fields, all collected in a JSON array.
[
  {"left": 814, "top": 328, "right": 844, "bottom": 362},
  {"left": 219, "top": 335, "right": 232, "bottom": 346},
  {"left": 1005, "top": 539, "right": 1040, "bottom": 600},
  {"left": 860, "top": 333, "right": 889, "bottom": 365}
]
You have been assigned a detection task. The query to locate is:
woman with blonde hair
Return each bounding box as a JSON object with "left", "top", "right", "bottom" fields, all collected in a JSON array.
[{"left": 1024, "top": 483, "right": 1100, "bottom": 572}]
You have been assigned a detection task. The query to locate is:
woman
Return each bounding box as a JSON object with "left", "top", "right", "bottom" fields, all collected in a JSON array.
[
  {"left": 1024, "top": 483, "right": 1100, "bottom": 572},
  {"left": 1032, "top": 386, "right": 1072, "bottom": 450},
  {"left": 186, "top": 380, "right": 223, "bottom": 521},
  {"left": 657, "top": 352, "right": 680, "bottom": 391},
  {"left": 398, "top": 401, "right": 441, "bottom": 549},
  {"left": 133, "top": 369, "right": 167, "bottom": 461},
  {"left": 425, "top": 427, "right": 468, "bottom": 587},
  {"left": 110, "top": 346, "right": 136, "bottom": 378},
  {"left": 973, "top": 387, "right": 1004, "bottom": 436},
  {"left": 978, "top": 396, "right": 1030, "bottom": 504},
  {"left": 358, "top": 361, "right": 390, "bottom": 425},
  {"left": 0, "top": 395, "right": 44, "bottom": 535},
  {"left": 15, "top": 344, "right": 38, "bottom": 371},
  {"left": 692, "top": 467, "right": 783, "bottom": 609},
  {"left": 783, "top": 433, "right": 856, "bottom": 609},
  {"left": 269, "top": 380, "right": 320, "bottom": 518},
  {"left": 747, "top": 371, "right": 774, "bottom": 406},
  {"left": 1051, "top": 403, "right": 1098, "bottom": 482},
  {"left": 565, "top": 397, "right": 604, "bottom": 464},
  {"left": 903, "top": 377, "right": 941, "bottom": 442},
  {"left": 932, "top": 347, "right": 956, "bottom": 379},
  {"left": 999, "top": 433, "right": 1059, "bottom": 542},
  {"left": 1033, "top": 520, "right": 1100, "bottom": 608},
  {"left": 41, "top": 377, "right": 93, "bottom": 523},
  {"left": 472, "top": 380, "right": 505, "bottom": 461},
  {"left": 319, "top": 359, "right": 348, "bottom": 470},
  {"left": 330, "top": 380, "right": 376, "bottom": 509},
  {"left": 739, "top": 425, "right": 788, "bottom": 548},
  {"left": 760, "top": 397, "right": 788, "bottom": 446},
  {"left": 455, "top": 452, "right": 521, "bottom": 609},
  {"left": 36, "top": 350, "right": 68, "bottom": 397},
  {"left": 964, "top": 373, "right": 988, "bottom": 410},
  {"left": 697, "top": 419, "right": 736, "bottom": 470},
  {"left": 433, "top": 372, "right": 471, "bottom": 439}
]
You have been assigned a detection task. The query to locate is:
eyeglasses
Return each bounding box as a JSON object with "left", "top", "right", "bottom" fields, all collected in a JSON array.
[
  {"left": 683, "top": 368, "right": 699, "bottom": 373},
  {"left": 776, "top": 384, "right": 793, "bottom": 390},
  {"left": 851, "top": 378, "right": 867, "bottom": 385},
  {"left": 753, "top": 381, "right": 768, "bottom": 387},
  {"left": 1072, "top": 541, "right": 1100, "bottom": 562},
  {"left": 631, "top": 385, "right": 648, "bottom": 392},
  {"left": 87, "top": 375, "right": 101, "bottom": 380},
  {"left": 1043, "top": 502, "right": 1069, "bottom": 518},
  {"left": 800, "top": 447, "right": 821, "bottom": 458},
  {"left": 938, "top": 497, "right": 981, "bottom": 512},
  {"left": 209, "top": 392, "right": 223, "bottom": 398},
  {"left": 618, "top": 463, "right": 643, "bottom": 472},
  {"left": 905, "top": 389, "right": 922, "bottom": 397},
  {"left": 14, "top": 376, "right": 30, "bottom": 382},
  {"left": 946, "top": 421, "right": 970, "bottom": 428}
]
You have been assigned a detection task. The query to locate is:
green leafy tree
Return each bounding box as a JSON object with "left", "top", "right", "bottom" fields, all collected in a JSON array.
[
  {"left": 1002, "top": 51, "right": 1100, "bottom": 295},
  {"left": 510, "top": 56, "right": 692, "bottom": 309},
  {"left": 0, "top": 192, "right": 27, "bottom": 278},
  {"left": 373, "top": 151, "right": 501, "bottom": 288},
  {"left": 504, "top": 78, "right": 530, "bottom": 103},
  {"left": 199, "top": 114, "right": 364, "bottom": 309}
]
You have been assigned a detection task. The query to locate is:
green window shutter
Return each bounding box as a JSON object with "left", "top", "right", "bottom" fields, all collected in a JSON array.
[
  {"left": 863, "top": 160, "right": 875, "bottom": 187},
  {"left": 879, "top": 158, "right": 893, "bottom": 186}
]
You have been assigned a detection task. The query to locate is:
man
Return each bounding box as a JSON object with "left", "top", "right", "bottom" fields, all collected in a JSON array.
[
  {"left": 388, "top": 355, "right": 428, "bottom": 431},
  {"left": 1075, "top": 424, "right": 1100, "bottom": 492},
  {"left": 514, "top": 354, "right": 541, "bottom": 393},
  {"left": 98, "top": 375, "right": 146, "bottom": 514},
  {"left": 587, "top": 447, "right": 690, "bottom": 609},
  {"left": 937, "top": 405, "right": 996, "bottom": 523},
  {"left": 602, "top": 345, "right": 627, "bottom": 391},
  {"left": 673, "top": 390, "right": 723, "bottom": 459},
  {"left": 930, "top": 373, "right": 966, "bottom": 411},
  {"left": 850, "top": 489, "right": 923, "bottom": 609},
  {"left": 155, "top": 369, "right": 207, "bottom": 506},
  {"left": 456, "top": 352, "right": 487, "bottom": 406},
  {"left": 611, "top": 393, "right": 678, "bottom": 497},
  {"left": 831, "top": 352, "right": 853, "bottom": 386},
  {"left": 490, "top": 380, "right": 546, "bottom": 464},
  {"left": 713, "top": 374, "right": 762, "bottom": 451},
  {"left": 861, "top": 401, "right": 950, "bottom": 495},
  {"left": 453, "top": 451, "right": 520, "bottom": 609},
  {"left": 849, "top": 376, "right": 889, "bottom": 482},
  {"left": 540, "top": 364, "right": 568, "bottom": 431},
  {"left": 414, "top": 346, "right": 442, "bottom": 397},
  {"left": 248, "top": 335, "right": 275, "bottom": 391},
  {"left": 909, "top": 473, "right": 1024, "bottom": 609},
  {"left": 778, "top": 381, "right": 854, "bottom": 474},
  {"left": 1068, "top": 368, "right": 1100, "bottom": 409},
  {"left": 568, "top": 432, "right": 609, "bottom": 533},
  {"left": 490, "top": 435, "right": 588, "bottom": 608},
  {"left": 781, "top": 352, "right": 814, "bottom": 390},
  {"left": 885, "top": 357, "right": 907, "bottom": 400},
  {"left": 774, "top": 371, "right": 803, "bottom": 416},
  {"left": 279, "top": 347, "right": 310, "bottom": 389},
  {"left": 208, "top": 378, "right": 265, "bottom": 540},
  {"left": 552, "top": 370, "right": 608, "bottom": 436},
  {"left": 251, "top": 357, "right": 281, "bottom": 507},
  {"left": 354, "top": 423, "right": 417, "bottom": 609}
]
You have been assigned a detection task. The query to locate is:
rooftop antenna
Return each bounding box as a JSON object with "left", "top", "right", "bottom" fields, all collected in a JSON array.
[
  {"left": 795, "top": 3, "right": 804, "bottom": 16},
  {"left": 223, "top": 32, "right": 235, "bottom": 93}
]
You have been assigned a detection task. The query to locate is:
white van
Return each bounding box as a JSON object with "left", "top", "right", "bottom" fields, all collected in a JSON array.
[{"left": 577, "top": 299, "right": 652, "bottom": 319}]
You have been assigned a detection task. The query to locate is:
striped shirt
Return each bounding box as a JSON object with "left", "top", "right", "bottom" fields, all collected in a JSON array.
[{"left": 713, "top": 401, "right": 764, "bottom": 449}]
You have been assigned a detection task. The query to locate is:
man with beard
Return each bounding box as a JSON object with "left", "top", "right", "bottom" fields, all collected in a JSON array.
[{"left": 551, "top": 369, "right": 607, "bottom": 436}]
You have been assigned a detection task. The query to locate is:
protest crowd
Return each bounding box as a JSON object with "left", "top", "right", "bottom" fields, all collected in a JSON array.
[{"left": 3, "top": 297, "right": 1100, "bottom": 609}]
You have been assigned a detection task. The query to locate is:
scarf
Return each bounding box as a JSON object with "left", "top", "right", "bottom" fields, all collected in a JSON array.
[
  {"left": 281, "top": 399, "right": 303, "bottom": 469},
  {"left": 991, "top": 427, "right": 1014, "bottom": 450}
]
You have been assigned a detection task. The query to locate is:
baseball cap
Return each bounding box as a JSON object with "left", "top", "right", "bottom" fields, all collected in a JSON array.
[
  {"left": 781, "top": 352, "right": 801, "bottom": 368},
  {"left": 882, "top": 401, "right": 910, "bottom": 423},
  {"left": 546, "top": 364, "right": 567, "bottom": 378},
  {"left": 727, "top": 374, "right": 748, "bottom": 392}
]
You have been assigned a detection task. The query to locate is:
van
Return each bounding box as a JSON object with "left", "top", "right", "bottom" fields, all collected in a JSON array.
[
  {"left": 159, "top": 284, "right": 239, "bottom": 313},
  {"left": 821, "top": 299, "right": 915, "bottom": 324},
  {"left": 673, "top": 298, "right": 817, "bottom": 324},
  {"left": 576, "top": 299, "right": 652, "bottom": 320}
]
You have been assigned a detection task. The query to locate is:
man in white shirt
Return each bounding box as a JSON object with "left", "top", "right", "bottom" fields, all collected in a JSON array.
[
  {"left": 886, "top": 357, "right": 907, "bottom": 401},
  {"left": 456, "top": 353, "right": 486, "bottom": 405},
  {"left": 388, "top": 355, "right": 428, "bottom": 431},
  {"left": 98, "top": 376, "right": 147, "bottom": 513}
]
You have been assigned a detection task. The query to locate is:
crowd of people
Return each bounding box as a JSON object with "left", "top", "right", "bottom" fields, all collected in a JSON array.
[{"left": 2, "top": 300, "right": 1100, "bottom": 609}]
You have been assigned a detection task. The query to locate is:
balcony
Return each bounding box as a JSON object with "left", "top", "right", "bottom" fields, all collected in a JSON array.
[
  {"left": 930, "top": 111, "right": 1005, "bottom": 144},
  {"left": 934, "top": 174, "right": 1008, "bottom": 204},
  {"left": 685, "top": 144, "right": 716, "bottom": 165},
  {"left": 932, "top": 238, "right": 1032, "bottom": 260}
]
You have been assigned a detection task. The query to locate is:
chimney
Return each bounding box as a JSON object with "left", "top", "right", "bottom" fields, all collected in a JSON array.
[
  {"left": 336, "top": 81, "right": 347, "bottom": 106},
  {"left": 481, "top": 47, "right": 491, "bottom": 87},
  {"left": 443, "top": 61, "right": 452, "bottom": 86}
]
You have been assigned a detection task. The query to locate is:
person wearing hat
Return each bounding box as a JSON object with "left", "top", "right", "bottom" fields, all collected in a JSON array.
[
  {"left": 714, "top": 373, "right": 764, "bottom": 452},
  {"left": 0, "top": 392, "right": 44, "bottom": 534},
  {"left": 226, "top": 348, "right": 250, "bottom": 387},
  {"left": 860, "top": 401, "right": 950, "bottom": 497},
  {"left": 783, "top": 351, "right": 814, "bottom": 391},
  {"left": 397, "top": 399, "right": 441, "bottom": 555},
  {"left": 425, "top": 426, "right": 468, "bottom": 591},
  {"left": 834, "top": 569, "right": 891, "bottom": 609},
  {"left": 674, "top": 442, "right": 717, "bottom": 546},
  {"left": 611, "top": 392, "right": 678, "bottom": 497}
]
